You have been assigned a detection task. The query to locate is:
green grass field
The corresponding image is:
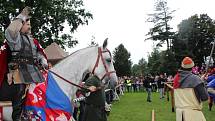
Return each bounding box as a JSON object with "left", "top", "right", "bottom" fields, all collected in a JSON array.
[{"left": 108, "top": 92, "right": 214, "bottom": 121}]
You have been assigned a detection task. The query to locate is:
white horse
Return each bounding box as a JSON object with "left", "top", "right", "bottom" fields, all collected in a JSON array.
[{"left": 2, "top": 39, "right": 117, "bottom": 120}]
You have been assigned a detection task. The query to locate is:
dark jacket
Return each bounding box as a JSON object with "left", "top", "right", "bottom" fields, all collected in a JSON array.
[
  {"left": 157, "top": 77, "right": 165, "bottom": 88},
  {"left": 144, "top": 77, "right": 152, "bottom": 88},
  {"left": 82, "top": 75, "right": 107, "bottom": 121}
]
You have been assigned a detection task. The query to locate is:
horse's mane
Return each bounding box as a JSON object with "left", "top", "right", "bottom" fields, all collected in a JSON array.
[
  {"left": 69, "top": 45, "right": 98, "bottom": 57},
  {"left": 54, "top": 45, "right": 98, "bottom": 66}
]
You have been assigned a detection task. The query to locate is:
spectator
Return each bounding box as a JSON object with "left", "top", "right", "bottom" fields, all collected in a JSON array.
[
  {"left": 144, "top": 76, "right": 153, "bottom": 102},
  {"left": 125, "top": 77, "right": 132, "bottom": 92},
  {"left": 157, "top": 74, "right": 166, "bottom": 99}
]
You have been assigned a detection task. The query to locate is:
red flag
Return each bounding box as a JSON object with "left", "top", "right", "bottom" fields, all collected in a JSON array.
[
  {"left": 0, "top": 106, "right": 3, "bottom": 121},
  {"left": 0, "top": 42, "right": 9, "bottom": 87},
  {"left": 33, "top": 38, "right": 47, "bottom": 59}
]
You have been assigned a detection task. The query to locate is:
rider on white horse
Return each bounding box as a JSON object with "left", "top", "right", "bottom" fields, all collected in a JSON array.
[{"left": 2, "top": 6, "right": 47, "bottom": 120}]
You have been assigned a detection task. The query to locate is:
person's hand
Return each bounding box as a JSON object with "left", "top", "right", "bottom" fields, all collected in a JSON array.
[
  {"left": 16, "top": 6, "right": 31, "bottom": 22},
  {"left": 39, "top": 58, "right": 48, "bottom": 69},
  {"left": 201, "top": 73, "right": 208, "bottom": 81},
  {"left": 20, "top": 6, "right": 31, "bottom": 16},
  {"left": 88, "top": 86, "right": 97, "bottom": 92}
]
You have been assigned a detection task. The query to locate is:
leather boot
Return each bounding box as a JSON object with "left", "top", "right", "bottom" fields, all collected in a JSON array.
[{"left": 12, "top": 84, "right": 26, "bottom": 121}]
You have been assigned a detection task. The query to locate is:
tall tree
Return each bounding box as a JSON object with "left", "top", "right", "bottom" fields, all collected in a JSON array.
[
  {"left": 131, "top": 58, "right": 148, "bottom": 76},
  {"left": 131, "top": 64, "right": 141, "bottom": 77},
  {"left": 138, "top": 58, "right": 148, "bottom": 76},
  {"left": 113, "top": 44, "right": 132, "bottom": 77},
  {"left": 147, "top": 47, "right": 161, "bottom": 75},
  {"left": 159, "top": 50, "right": 178, "bottom": 75},
  {"left": 173, "top": 14, "right": 215, "bottom": 65},
  {"left": 146, "top": 0, "right": 175, "bottom": 50},
  {"left": 0, "top": 0, "right": 92, "bottom": 48},
  {"left": 0, "top": 31, "right": 3, "bottom": 45}
]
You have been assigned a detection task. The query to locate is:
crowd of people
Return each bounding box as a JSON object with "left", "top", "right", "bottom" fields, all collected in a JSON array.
[{"left": 116, "top": 73, "right": 173, "bottom": 102}]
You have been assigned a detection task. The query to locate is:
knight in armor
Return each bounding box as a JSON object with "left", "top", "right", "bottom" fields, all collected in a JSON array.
[
  {"left": 3, "top": 6, "right": 47, "bottom": 120},
  {"left": 173, "top": 57, "right": 208, "bottom": 121}
]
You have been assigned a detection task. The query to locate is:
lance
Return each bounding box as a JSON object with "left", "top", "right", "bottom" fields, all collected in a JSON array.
[{"left": 206, "top": 38, "right": 215, "bottom": 72}]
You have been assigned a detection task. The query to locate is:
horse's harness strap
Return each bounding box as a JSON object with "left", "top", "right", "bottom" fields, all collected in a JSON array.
[
  {"left": 100, "top": 71, "right": 116, "bottom": 81},
  {"left": 49, "top": 70, "right": 105, "bottom": 93},
  {"left": 92, "top": 47, "right": 116, "bottom": 80},
  {"left": 49, "top": 70, "right": 88, "bottom": 90},
  {"left": 92, "top": 48, "right": 101, "bottom": 74}
]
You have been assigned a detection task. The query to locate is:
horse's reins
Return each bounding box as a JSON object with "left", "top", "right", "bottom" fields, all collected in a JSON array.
[
  {"left": 49, "top": 70, "right": 87, "bottom": 90},
  {"left": 49, "top": 47, "right": 116, "bottom": 91}
]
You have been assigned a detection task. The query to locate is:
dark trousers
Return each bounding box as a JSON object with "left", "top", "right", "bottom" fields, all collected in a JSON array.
[
  {"left": 146, "top": 88, "right": 152, "bottom": 102},
  {"left": 71, "top": 103, "right": 86, "bottom": 121},
  {"left": 73, "top": 107, "right": 78, "bottom": 120},
  {"left": 0, "top": 79, "right": 26, "bottom": 121},
  {"left": 105, "top": 90, "right": 114, "bottom": 104},
  {"left": 126, "top": 85, "right": 131, "bottom": 92},
  {"left": 79, "top": 101, "right": 85, "bottom": 121},
  {"left": 83, "top": 104, "right": 107, "bottom": 121},
  {"left": 132, "top": 84, "right": 137, "bottom": 92}
]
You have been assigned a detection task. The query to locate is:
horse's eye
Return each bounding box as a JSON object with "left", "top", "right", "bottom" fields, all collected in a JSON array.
[{"left": 106, "top": 58, "right": 112, "bottom": 63}]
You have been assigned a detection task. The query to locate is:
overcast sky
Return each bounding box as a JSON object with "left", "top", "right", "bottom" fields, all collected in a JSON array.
[{"left": 66, "top": 0, "right": 215, "bottom": 64}]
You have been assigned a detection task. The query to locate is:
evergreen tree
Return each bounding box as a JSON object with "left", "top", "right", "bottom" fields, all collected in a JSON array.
[
  {"left": 147, "top": 47, "right": 161, "bottom": 75},
  {"left": 146, "top": 0, "right": 175, "bottom": 50},
  {"left": 113, "top": 44, "right": 132, "bottom": 77}
]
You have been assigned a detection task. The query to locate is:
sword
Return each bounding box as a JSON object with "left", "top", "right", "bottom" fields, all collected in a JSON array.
[{"left": 206, "top": 38, "right": 215, "bottom": 72}]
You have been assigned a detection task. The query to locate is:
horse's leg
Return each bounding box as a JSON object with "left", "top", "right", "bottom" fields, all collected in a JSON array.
[{"left": 209, "top": 96, "right": 213, "bottom": 111}]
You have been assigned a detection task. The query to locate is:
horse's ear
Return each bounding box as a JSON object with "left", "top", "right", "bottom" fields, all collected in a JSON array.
[{"left": 103, "top": 38, "right": 108, "bottom": 49}]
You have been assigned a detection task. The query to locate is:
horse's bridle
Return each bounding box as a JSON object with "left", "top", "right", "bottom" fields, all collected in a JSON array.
[{"left": 91, "top": 47, "right": 116, "bottom": 81}]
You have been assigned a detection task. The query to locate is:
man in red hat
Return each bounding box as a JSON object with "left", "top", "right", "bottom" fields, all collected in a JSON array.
[{"left": 173, "top": 57, "right": 208, "bottom": 121}]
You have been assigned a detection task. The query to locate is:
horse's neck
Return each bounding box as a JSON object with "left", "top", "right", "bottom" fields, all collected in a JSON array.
[{"left": 50, "top": 47, "right": 97, "bottom": 100}]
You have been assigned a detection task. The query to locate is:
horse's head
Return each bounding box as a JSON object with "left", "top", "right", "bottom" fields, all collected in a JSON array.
[
  {"left": 50, "top": 38, "right": 118, "bottom": 99},
  {"left": 90, "top": 38, "right": 118, "bottom": 87}
]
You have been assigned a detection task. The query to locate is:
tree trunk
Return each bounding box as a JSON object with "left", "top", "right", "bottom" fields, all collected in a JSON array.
[{"left": 166, "top": 39, "right": 169, "bottom": 50}]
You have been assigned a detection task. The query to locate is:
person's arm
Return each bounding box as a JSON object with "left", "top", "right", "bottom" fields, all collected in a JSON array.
[
  {"left": 5, "top": 7, "right": 31, "bottom": 48},
  {"left": 194, "top": 83, "right": 208, "bottom": 102},
  {"left": 5, "top": 19, "right": 22, "bottom": 42},
  {"left": 207, "top": 78, "right": 215, "bottom": 95},
  {"left": 208, "top": 88, "right": 215, "bottom": 95}
]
